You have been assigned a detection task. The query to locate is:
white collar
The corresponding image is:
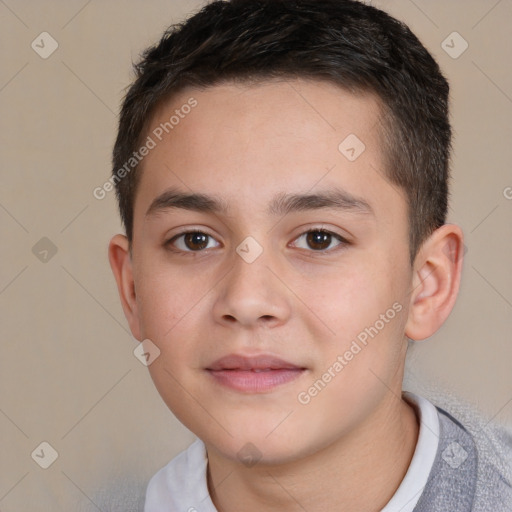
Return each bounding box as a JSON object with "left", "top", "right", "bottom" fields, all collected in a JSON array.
[
  {"left": 144, "top": 392, "right": 439, "bottom": 512},
  {"left": 380, "top": 392, "right": 440, "bottom": 512}
]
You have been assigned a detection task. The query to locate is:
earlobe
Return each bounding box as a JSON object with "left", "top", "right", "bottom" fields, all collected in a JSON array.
[
  {"left": 108, "top": 234, "right": 141, "bottom": 340},
  {"left": 405, "top": 224, "right": 464, "bottom": 341}
]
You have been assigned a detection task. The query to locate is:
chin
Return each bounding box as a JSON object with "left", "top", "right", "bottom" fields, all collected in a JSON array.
[
  {"left": 210, "top": 437, "right": 305, "bottom": 467},
  {"left": 197, "top": 418, "right": 317, "bottom": 467}
]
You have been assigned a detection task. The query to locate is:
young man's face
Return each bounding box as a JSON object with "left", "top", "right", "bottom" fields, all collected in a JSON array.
[{"left": 126, "top": 80, "right": 415, "bottom": 463}]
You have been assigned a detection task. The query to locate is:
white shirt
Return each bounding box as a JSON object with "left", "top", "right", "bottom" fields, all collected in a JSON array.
[
  {"left": 144, "top": 392, "right": 440, "bottom": 512},
  {"left": 381, "top": 392, "right": 440, "bottom": 512}
]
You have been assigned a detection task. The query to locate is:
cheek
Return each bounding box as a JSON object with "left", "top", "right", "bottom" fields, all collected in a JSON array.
[
  {"left": 138, "top": 270, "right": 211, "bottom": 428},
  {"left": 303, "top": 258, "right": 407, "bottom": 369},
  {"left": 133, "top": 255, "right": 216, "bottom": 371},
  {"left": 134, "top": 257, "right": 206, "bottom": 340},
  {"left": 299, "top": 261, "right": 382, "bottom": 337}
]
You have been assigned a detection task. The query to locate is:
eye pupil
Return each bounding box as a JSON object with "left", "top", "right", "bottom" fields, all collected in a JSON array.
[
  {"left": 184, "top": 232, "right": 208, "bottom": 250},
  {"left": 306, "top": 231, "right": 331, "bottom": 250}
]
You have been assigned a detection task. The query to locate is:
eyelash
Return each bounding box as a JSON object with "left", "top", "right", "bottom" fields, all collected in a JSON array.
[{"left": 165, "top": 228, "right": 349, "bottom": 254}]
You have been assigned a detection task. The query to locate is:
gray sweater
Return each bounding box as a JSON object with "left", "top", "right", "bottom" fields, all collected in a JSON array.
[{"left": 414, "top": 405, "right": 512, "bottom": 511}]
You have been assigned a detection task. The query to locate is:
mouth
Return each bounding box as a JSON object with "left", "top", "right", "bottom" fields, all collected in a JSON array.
[{"left": 206, "top": 354, "right": 306, "bottom": 393}]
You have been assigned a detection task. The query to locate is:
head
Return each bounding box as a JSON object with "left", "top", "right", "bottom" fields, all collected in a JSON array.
[{"left": 109, "top": 0, "right": 463, "bottom": 466}]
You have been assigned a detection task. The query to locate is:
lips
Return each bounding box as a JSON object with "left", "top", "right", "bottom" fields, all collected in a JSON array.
[
  {"left": 206, "top": 354, "right": 306, "bottom": 393},
  {"left": 207, "top": 354, "right": 302, "bottom": 371}
]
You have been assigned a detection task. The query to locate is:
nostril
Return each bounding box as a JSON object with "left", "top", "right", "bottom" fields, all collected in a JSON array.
[
  {"left": 260, "top": 315, "right": 274, "bottom": 322},
  {"left": 222, "top": 314, "right": 237, "bottom": 323}
]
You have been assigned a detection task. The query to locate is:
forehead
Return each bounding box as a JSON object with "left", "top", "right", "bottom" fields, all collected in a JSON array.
[{"left": 134, "top": 79, "right": 404, "bottom": 224}]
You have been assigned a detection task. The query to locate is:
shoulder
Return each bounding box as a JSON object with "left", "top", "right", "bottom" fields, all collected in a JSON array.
[
  {"left": 433, "top": 394, "right": 512, "bottom": 511},
  {"left": 463, "top": 412, "right": 512, "bottom": 510}
]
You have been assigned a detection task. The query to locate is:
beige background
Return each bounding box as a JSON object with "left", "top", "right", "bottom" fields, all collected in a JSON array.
[{"left": 1, "top": 0, "right": 511, "bottom": 510}]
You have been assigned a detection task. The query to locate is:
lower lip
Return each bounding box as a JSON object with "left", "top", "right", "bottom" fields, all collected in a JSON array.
[{"left": 207, "top": 368, "right": 305, "bottom": 393}]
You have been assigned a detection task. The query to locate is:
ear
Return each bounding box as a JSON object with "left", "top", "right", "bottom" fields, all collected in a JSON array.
[
  {"left": 108, "top": 234, "right": 141, "bottom": 341},
  {"left": 405, "top": 224, "right": 464, "bottom": 341}
]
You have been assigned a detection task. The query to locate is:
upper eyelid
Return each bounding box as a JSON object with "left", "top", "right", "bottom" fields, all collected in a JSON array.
[
  {"left": 168, "top": 227, "right": 218, "bottom": 241},
  {"left": 169, "top": 229, "right": 220, "bottom": 243},
  {"left": 291, "top": 227, "right": 348, "bottom": 242}
]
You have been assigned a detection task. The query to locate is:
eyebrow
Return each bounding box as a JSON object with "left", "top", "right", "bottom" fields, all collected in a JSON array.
[
  {"left": 269, "top": 189, "right": 374, "bottom": 217},
  {"left": 145, "top": 186, "right": 374, "bottom": 218}
]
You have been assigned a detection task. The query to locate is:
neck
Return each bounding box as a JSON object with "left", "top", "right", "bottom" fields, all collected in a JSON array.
[{"left": 207, "top": 393, "right": 419, "bottom": 512}]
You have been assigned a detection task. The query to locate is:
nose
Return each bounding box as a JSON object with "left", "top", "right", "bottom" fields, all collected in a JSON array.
[{"left": 212, "top": 247, "right": 292, "bottom": 329}]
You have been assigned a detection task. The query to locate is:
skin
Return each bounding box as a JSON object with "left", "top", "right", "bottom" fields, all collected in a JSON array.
[{"left": 109, "top": 79, "right": 464, "bottom": 511}]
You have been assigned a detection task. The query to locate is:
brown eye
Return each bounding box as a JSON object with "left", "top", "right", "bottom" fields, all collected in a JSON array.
[
  {"left": 183, "top": 232, "right": 209, "bottom": 250},
  {"left": 306, "top": 230, "right": 333, "bottom": 250},
  {"left": 291, "top": 229, "right": 346, "bottom": 252},
  {"left": 168, "top": 231, "right": 219, "bottom": 252}
]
